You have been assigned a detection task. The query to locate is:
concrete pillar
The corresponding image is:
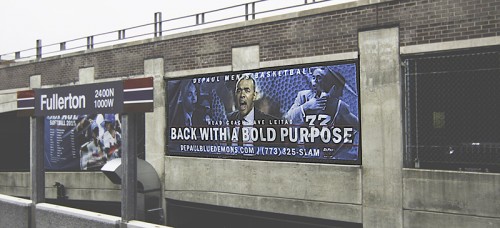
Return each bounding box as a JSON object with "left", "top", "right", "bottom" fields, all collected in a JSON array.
[
  {"left": 79, "top": 67, "right": 95, "bottom": 84},
  {"left": 359, "top": 27, "right": 403, "bottom": 228},
  {"left": 30, "top": 75, "right": 41, "bottom": 89},
  {"left": 232, "top": 45, "right": 259, "bottom": 71},
  {"left": 144, "top": 58, "right": 166, "bottom": 224},
  {"left": 144, "top": 58, "right": 165, "bottom": 179}
]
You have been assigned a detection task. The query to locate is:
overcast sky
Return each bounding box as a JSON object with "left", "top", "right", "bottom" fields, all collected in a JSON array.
[{"left": 0, "top": 0, "right": 352, "bottom": 59}]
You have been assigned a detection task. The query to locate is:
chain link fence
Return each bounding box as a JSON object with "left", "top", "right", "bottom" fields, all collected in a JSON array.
[{"left": 404, "top": 47, "right": 500, "bottom": 173}]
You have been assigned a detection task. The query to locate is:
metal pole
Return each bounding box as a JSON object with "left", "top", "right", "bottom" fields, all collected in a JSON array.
[
  {"left": 245, "top": 4, "right": 249, "bottom": 21},
  {"left": 87, "top": 36, "right": 94, "bottom": 49},
  {"left": 121, "top": 114, "right": 138, "bottom": 223},
  {"left": 158, "top": 13, "right": 162, "bottom": 37},
  {"left": 252, "top": 3, "right": 256, "bottom": 20},
  {"left": 154, "top": 12, "right": 162, "bottom": 37},
  {"left": 118, "top": 30, "right": 126, "bottom": 40},
  {"left": 31, "top": 116, "right": 45, "bottom": 228},
  {"left": 154, "top": 13, "right": 159, "bottom": 37},
  {"left": 36, "top": 39, "right": 42, "bottom": 60}
]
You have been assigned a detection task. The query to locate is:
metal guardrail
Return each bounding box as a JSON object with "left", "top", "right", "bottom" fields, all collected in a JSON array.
[{"left": 0, "top": 0, "right": 350, "bottom": 62}]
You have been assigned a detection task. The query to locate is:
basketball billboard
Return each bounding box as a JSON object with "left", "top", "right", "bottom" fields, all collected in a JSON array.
[{"left": 167, "top": 63, "right": 360, "bottom": 163}]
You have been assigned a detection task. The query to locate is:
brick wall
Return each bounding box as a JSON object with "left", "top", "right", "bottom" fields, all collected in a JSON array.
[
  {"left": 0, "top": 0, "right": 498, "bottom": 90},
  {"left": 387, "top": 0, "right": 500, "bottom": 46}
]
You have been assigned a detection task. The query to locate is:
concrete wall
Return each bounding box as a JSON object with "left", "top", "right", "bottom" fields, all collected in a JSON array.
[
  {"left": 165, "top": 156, "right": 362, "bottom": 223},
  {"left": 404, "top": 210, "right": 500, "bottom": 228},
  {"left": 0, "top": 172, "right": 30, "bottom": 198},
  {"left": 0, "top": 194, "right": 172, "bottom": 228},
  {"left": 0, "top": 172, "right": 120, "bottom": 201},
  {"left": 403, "top": 169, "right": 500, "bottom": 228},
  {"left": 0, "top": 194, "right": 32, "bottom": 228},
  {"left": 36, "top": 203, "right": 121, "bottom": 228},
  {"left": 44, "top": 172, "right": 121, "bottom": 202}
]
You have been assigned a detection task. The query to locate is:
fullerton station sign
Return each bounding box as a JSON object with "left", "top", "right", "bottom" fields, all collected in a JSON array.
[{"left": 17, "top": 77, "right": 154, "bottom": 116}]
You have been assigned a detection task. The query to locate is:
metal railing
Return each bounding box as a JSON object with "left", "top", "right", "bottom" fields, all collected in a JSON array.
[{"left": 0, "top": 0, "right": 354, "bottom": 62}]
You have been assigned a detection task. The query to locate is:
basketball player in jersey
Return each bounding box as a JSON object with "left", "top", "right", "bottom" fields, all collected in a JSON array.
[{"left": 285, "top": 68, "right": 359, "bottom": 157}]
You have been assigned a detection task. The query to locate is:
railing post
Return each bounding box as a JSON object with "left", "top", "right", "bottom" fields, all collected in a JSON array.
[
  {"left": 196, "top": 13, "right": 205, "bottom": 25},
  {"left": 246, "top": 3, "right": 255, "bottom": 20},
  {"left": 245, "top": 4, "right": 249, "bottom": 21},
  {"left": 118, "top": 30, "right": 126, "bottom": 40},
  {"left": 36, "top": 39, "right": 42, "bottom": 60},
  {"left": 252, "top": 2, "right": 256, "bottom": 20},
  {"left": 15, "top": 52, "right": 21, "bottom": 59},
  {"left": 87, "top": 36, "right": 94, "bottom": 49},
  {"left": 154, "top": 12, "right": 162, "bottom": 37},
  {"left": 60, "top": 42, "right": 66, "bottom": 51}
]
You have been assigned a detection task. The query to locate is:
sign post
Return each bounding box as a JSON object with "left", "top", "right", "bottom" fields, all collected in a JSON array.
[
  {"left": 30, "top": 116, "right": 44, "bottom": 228},
  {"left": 121, "top": 113, "right": 137, "bottom": 223}
]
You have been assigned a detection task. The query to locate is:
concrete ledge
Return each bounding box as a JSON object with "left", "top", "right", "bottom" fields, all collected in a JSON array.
[
  {"left": 404, "top": 210, "right": 500, "bottom": 228},
  {"left": 36, "top": 203, "right": 121, "bottom": 228},
  {"left": 165, "top": 191, "right": 362, "bottom": 223},
  {"left": 403, "top": 169, "right": 500, "bottom": 218},
  {"left": 401, "top": 36, "right": 500, "bottom": 55},
  {"left": 260, "top": 52, "right": 358, "bottom": 69},
  {"left": 165, "top": 65, "right": 232, "bottom": 78},
  {"left": 164, "top": 51, "right": 358, "bottom": 79},
  {"left": 0, "top": 194, "right": 32, "bottom": 228},
  {"left": 127, "top": 220, "right": 172, "bottom": 228}
]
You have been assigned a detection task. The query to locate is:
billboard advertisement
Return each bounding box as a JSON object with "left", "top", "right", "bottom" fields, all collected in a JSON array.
[
  {"left": 167, "top": 63, "right": 360, "bottom": 163},
  {"left": 44, "top": 113, "right": 122, "bottom": 171}
]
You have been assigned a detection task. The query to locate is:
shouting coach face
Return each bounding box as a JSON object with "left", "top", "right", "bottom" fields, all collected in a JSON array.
[{"left": 235, "top": 77, "right": 256, "bottom": 117}]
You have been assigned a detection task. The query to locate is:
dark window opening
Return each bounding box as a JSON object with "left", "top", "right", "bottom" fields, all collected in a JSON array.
[
  {"left": 0, "top": 111, "right": 30, "bottom": 172},
  {"left": 404, "top": 47, "right": 500, "bottom": 173}
]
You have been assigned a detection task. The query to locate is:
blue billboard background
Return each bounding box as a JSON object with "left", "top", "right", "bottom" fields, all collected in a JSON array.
[
  {"left": 167, "top": 63, "right": 360, "bottom": 163},
  {"left": 44, "top": 114, "right": 122, "bottom": 171}
]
